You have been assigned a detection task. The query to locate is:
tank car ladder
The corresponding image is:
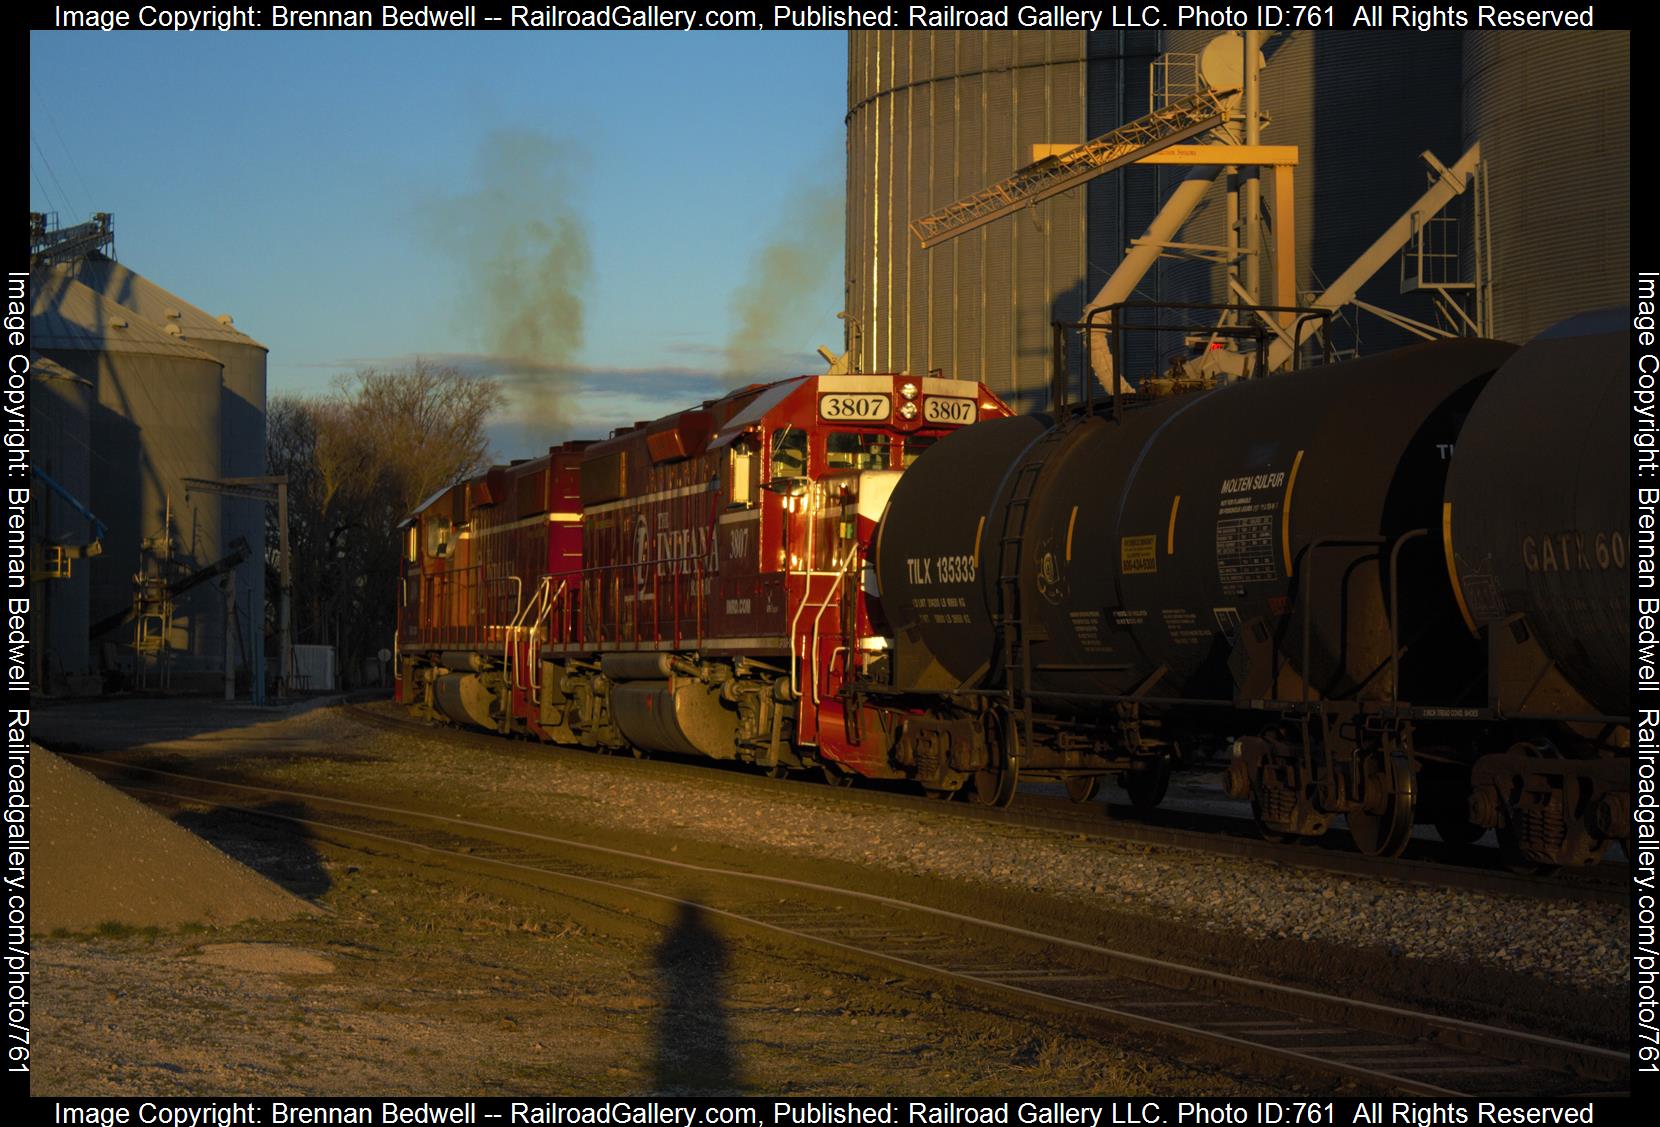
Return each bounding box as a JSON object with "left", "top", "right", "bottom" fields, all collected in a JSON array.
[{"left": 990, "top": 427, "right": 1071, "bottom": 794}]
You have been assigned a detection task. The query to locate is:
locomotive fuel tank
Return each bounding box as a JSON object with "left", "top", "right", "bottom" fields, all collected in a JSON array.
[
  {"left": 877, "top": 338, "right": 1519, "bottom": 706},
  {"left": 1443, "top": 310, "right": 1629, "bottom": 718}
]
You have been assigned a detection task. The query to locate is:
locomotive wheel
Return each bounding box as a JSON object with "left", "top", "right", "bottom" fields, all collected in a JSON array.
[
  {"left": 1063, "top": 776, "right": 1100, "bottom": 804},
  {"left": 1122, "top": 759, "right": 1171, "bottom": 812},
  {"left": 1346, "top": 754, "right": 1416, "bottom": 858},
  {"left": 822, "top": 764, "right": 855, "bottom": 788},
  {"left": 766, "top": 764, "right": 791, "bottom": 780}
]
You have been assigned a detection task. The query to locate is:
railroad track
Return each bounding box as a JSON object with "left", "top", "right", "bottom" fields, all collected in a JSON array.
[
  {"left": 341, "top": 701, "right": 1628, "bottom": 905},
  {"left": 66, "top": 753, "right": 1628, "bottom": 1098}
]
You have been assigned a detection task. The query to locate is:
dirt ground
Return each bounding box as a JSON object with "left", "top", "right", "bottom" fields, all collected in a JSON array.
[{"left": 29, "top": 702, "right": 1291, "bottom": 1097}]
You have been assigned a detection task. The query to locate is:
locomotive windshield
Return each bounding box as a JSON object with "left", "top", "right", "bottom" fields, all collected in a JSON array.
[{"left": 826, "top": 431, "right": 891, "bottom": 471}]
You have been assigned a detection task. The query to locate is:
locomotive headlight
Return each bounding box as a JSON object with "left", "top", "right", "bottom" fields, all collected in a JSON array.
[
  {"left": 900, "top": 381, "right": 918, "bottom": 400},
  {"left": 900, "top": 401, "right": 919, "bottom": 420}
]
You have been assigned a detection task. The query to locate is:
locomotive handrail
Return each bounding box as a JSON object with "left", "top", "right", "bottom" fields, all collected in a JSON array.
[
  {"left": 506, "top": 576, "right": 555, "bottom": 692},
  {"left": 808, "top": 549, "right": 859, "bottom": 707},
  {"left": 405, "top": 566, "right": 526, "bottom": 649},
  {"left": 561, "top": 553, "right": 710, "bottom": 650}
]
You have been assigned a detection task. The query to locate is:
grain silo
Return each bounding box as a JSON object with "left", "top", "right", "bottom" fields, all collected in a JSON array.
[
  {"left": 29, "top": 355, "right": 96, "bottom": 690},
  {"left": 66, "top": 251, "right": 268, "bottom": 662},
  {"left": 1462, "top": 30, "right": 1629, "bottom": 344},
  {"left": 846, "top": 31, "right": 1164, "bottom": 411},
  {"left": 847, "top": 29, "right": 1488, "bottom": 399},
  {"left": 30, "top": 268, "right": 226, "bottom": 686},
  {"left": 1156, "top": 29, "right": 1464, "bottom": 359}
]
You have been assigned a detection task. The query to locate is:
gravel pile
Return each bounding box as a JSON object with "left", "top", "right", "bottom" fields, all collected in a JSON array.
[{"left": 31, "top": 746, "right": 318, "bottom": 933}]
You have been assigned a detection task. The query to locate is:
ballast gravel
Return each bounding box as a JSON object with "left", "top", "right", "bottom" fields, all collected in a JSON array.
[{"left": 299, "top": 706, "right": 1629, "bottom": 993}]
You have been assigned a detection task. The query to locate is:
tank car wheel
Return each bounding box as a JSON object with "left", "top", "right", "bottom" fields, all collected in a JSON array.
[
  {"left": 1433, "top": 816, "right": 1486, "bottom": 848},
  {"left": 1063, "top": 776, "right": 1100, "bottom": 804},
  {"left": 1346, "top": 754, "right": 1416, "bottom": 858},
  {"left": 1122, "top": 759, "right": 1171, "bottom": 812},
  {"left": 1251, "top": 800, "right": 1301, "bottom": 844},
  {"left": 968, "top": 710, "right": 1021, "bottom": 807},
  {"left": 970, "top": 768, "right": 1018, "bottom": 807},
  {"left": 1497, "top": 823, "right": 1559, "bottom": 876}
]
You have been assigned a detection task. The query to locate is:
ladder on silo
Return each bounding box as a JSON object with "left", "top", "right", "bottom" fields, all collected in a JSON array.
[{"left": 909, "top": 87, "right": 1239, "bottom": 249}]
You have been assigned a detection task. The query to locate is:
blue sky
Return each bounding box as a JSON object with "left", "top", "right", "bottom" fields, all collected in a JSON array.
[{"left": 29, "top": 31, "right": 850, "bottom": 454}]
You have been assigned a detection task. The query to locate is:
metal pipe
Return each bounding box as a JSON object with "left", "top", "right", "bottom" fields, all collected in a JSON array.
[
  {"left": 1082, "top": 165, "right": 1224, "bottom": 389},
  {"left": 278, "top": 480, "right": 291, "bottom": 699},
  {"left": 1241, "top": 30, "right": 1262, "bottom": 305}
]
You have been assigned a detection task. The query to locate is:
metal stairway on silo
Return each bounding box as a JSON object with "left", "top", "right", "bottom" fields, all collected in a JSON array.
[{"left": 907, "top": 86, "right": 1240, "bottom": 249}]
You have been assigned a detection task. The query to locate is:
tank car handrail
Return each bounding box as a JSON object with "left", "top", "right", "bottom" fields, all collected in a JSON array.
[
  {"left": 1292, "top": 535, "right": 1388, "bottom": 711},
  {"left": 1054, "top": 301, "right": 1339, "bottom": 415},
  {"left": 1386, "top": 529, "right": 1430, "bottom": 710}
]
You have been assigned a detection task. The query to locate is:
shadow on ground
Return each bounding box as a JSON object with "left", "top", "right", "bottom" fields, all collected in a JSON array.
[
  {"left": 653, "top": 902, "right": 739, "bottom": 1093},
  {"left": 171, "top": 801, "right": 334, "bottom": 899}
]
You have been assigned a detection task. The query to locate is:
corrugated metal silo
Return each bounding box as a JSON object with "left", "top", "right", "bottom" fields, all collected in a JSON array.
[
  {"left": 1158, "top": 29, "right": 1464, "bottom": 360},
  {"left": 848, "top": 29, "right": 1475, "bottom": 401},
  {"left": 29, "top": 355, "right": 95, "bottom": 687},
  {"left": 1462, "top": 31, "right": 1629, "bottom": 345},
  {"left": 846, "top": 30, "right": 1163, "bottom": 411},
  {"left": 67, "top": 251, "right": 268, "bottom": 662},
  {"left": 30, "top": 268, "right": 226, "bottom": 679}
]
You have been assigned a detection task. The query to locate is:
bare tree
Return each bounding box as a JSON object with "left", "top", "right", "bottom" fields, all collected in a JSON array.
[{"left": 267, "top": 362, "right": 503, "bottom": 686}]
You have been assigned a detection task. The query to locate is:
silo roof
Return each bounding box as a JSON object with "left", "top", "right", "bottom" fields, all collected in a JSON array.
[
  {"left": 65, "top": 252, "right": 266, "bottom": 351},
  {"left": 29, "top": 355, "right": 83, "bottom": 383},
  {"left": 30, "top": 268, "right": 221, "bottom": 363}
]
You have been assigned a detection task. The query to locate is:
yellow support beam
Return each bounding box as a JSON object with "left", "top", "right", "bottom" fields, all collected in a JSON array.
[{"left": 1031, "top": 143, "right": 1299, "bottom": 166}]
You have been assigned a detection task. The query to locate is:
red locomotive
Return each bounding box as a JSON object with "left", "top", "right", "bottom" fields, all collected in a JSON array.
[{"left": 396, "top": 370, "right": 1019, "bottom": 787}]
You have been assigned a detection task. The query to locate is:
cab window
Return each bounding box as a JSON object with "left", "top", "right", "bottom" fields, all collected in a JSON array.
[
  {"left": 826, "top": 431, "right": 891, "bottom": 470},
  {"left": 729, "top": 443, "right": 758, "bottom": 506},
  {"left": 771, "top": 428, "right": 808, "bottom": 479},
  {"left": 424, "top": 515, "right": 454, "bottom": 559}
]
